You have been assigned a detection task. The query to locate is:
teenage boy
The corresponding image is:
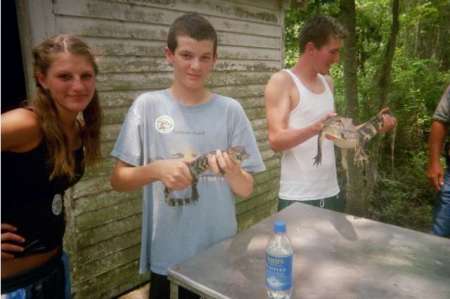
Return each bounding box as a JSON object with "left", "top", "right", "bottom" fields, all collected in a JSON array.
[
  {"left": 265, "top": 15, "right": 396, "bottom": 212},
  {"left": 110, "top": 13, "right": 265, "bottom": 299}
]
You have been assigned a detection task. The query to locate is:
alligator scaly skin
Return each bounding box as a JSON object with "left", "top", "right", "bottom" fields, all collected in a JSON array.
[
  {"left": 314, "top": 111, "right": 392, "bottom": 167},
  {"left": 164, "top": 146, "right": 249, "bottom": 207}
]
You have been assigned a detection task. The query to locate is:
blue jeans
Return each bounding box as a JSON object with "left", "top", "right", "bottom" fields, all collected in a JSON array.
[
  {"left": 61, "top": 251, "right": 72, "bottom": 298},
  {"left": 2, "top": 251, "right": 72, "bottom": 299},
  {"left": 1, "top": 254, "right": 65, "bottom": 298},
  {"left": 432, "top": 170, "right": 450, "bottom": 237}
]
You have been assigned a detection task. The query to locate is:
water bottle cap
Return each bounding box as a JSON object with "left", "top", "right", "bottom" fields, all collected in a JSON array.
[{"left": 273, "top": 220, "right": 286, "bottom": 233}]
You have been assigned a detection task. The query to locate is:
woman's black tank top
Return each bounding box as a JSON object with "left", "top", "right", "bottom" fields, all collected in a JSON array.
[{"left": 1, "top": 141, "right": 84, "bottom": 255}]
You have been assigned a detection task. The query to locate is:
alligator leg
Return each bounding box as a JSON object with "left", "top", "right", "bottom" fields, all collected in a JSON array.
[
  {"left": 191, "top": 179, "right": 199, "bottom": 203},
  {"left": 313, "top": 133, "right": 323, "bottom": 166},
  {"left": 354, "top": 139, "right": 369, "bottom": 168},
  {"left": 164, "top": 187, "right": 174, "bottom": 206},
  {"left": 341, "top": 148, "right": 350, "bottom": 183}
]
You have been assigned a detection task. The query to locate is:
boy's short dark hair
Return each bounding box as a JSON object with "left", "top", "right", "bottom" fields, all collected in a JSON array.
[
  {"left": 299, "top": 15, "right": 347, "bottom": 53},
  {"left": 167, "top": 13, "right": 218, "bottom": 56}
]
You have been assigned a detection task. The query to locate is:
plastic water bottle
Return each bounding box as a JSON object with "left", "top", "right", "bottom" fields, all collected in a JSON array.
[{"left": 265, "top": 220, "right": 293, "bottom": 299}]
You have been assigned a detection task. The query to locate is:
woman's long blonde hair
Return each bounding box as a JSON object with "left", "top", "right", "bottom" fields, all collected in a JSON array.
[{"left": 31, "top": 34, "right": 102, "bottom": 179}]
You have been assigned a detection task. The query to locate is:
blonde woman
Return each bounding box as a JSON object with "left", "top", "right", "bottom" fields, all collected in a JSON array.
[{"left": 1, "top": 34, "right": 101, "bottom": 298}]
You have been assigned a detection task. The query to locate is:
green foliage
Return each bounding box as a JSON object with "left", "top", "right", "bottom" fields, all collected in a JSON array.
[{"left": 371, "top": 149, "right": 434, "bottom": 232}]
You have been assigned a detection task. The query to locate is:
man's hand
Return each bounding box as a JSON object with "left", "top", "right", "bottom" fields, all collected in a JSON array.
[
  {"left": 1, "top": 223, "right": 25, "bottom": 260},
  {"left": 427, "top": 161, "right": 445, "bottom": 191},
  {"left": 378, "top": 107, "right": 397, "bottom": 133},
  {"left": 311, "top": 112, "right": 337, "bottom": 134},
  {"left": 154, "top": 159, "right": 193, "bottom": 191}
]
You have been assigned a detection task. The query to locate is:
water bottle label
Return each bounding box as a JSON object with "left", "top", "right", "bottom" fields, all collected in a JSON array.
[{"left": 265, "top": 254, "right": 293, "bottom": 291}]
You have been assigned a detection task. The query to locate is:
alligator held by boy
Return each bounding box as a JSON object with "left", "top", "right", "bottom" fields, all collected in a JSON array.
[{"left": 164, "top": 146, "right": 249, "bottom": 206}]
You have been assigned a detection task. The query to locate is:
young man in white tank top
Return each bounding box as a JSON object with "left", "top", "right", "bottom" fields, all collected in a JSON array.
[{"left": 265, "top": 15, "right": 396, "bottom": 212}]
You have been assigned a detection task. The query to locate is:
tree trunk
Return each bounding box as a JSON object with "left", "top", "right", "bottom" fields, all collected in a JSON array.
[
  {"left": 338, "top": 0, "right": 368, "bottom": 216},
  {"left": 376, "top": 0, "right": 400, "bottom": 109},
  {"left": 365, "top": 0, "right": 400, "bottom": 216},
  {"left": 339, "top": 0, "right": 358, "bottom": 118}
]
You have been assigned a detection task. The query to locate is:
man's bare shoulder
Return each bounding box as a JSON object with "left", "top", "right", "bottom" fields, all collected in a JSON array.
[{"left": 267, "top": 70, "right": 293, "bottom": 88}]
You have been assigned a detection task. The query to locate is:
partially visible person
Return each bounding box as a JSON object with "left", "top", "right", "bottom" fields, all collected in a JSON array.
[
  {"left": 426, "top": 84, "right": 450, "bottom": 238},
  {"left": 265, "top": 15, "right": 396, "bottom": 212},
  {"left": 1, "top": 34, "right": 102, "bottom": 298},
  {"left": 110, "top": 13, "right": 265, "bottom": 299}
]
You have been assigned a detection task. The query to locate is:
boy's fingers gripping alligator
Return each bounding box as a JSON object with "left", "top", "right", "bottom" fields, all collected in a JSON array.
[{"left": 164, "top": 146, "right": 249, "bottom": 206}]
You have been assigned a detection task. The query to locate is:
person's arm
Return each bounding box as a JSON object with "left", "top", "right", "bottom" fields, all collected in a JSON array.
[
  {"left": 110, "top": 159, "right": 192, "bottom": 192},
  {"left": 1, "top": 109, "right": 41, "bottom": 259},
  {"left": 427, "top": 120, "right": 447, "bottom": 191},
  {"left": 1, "top": 108, "right": 42, "bottom": 152},
  {"left": 265, "top": 72, "right": 334, "bottom": 152},
  {"left": 208, "top": 150, "right": 254, "bottom": 198}
]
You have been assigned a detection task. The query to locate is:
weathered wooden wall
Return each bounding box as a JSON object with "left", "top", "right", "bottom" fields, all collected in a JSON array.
[{"left": 17, "top": 0, "right": 286, "bottom": 297}]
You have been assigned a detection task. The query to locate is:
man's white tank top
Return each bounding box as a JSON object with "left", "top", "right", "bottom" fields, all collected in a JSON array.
[{"left": 279, "top": 69, "right": 340, "bottom": 201}]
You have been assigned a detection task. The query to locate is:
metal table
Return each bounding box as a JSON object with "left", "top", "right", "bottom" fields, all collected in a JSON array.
[{"left": 168, "top": 203, "right": 450, "bottom": 299}]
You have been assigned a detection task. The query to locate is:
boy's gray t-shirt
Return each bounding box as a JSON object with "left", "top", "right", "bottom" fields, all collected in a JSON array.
[{"left": 111, "top": 89, "right": 265, "bottom": 275}]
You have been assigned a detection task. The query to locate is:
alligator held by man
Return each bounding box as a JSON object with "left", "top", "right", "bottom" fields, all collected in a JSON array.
[
  {"left": 164, "top": 146, "right": 249, "bottom": 206},
  {"left": 313, "top": 110, "right": 393, "bottom": 168}
]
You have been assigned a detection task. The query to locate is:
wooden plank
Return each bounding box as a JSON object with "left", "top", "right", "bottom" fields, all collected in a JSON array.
[
  {"left": 54, "top": 0, "right": 281, "bottom": 36},
  {"left": 101, "top": 0, "right": 281, "bottom": 24},
  {"left": 82, "top": 37, "right": 281, "bottom": 60},
  {"left": 101, "top": 124, "right": 122, "bottom": 142},
  {"left": 78, "top": 228, "right": 142, "bottom": 264},
  {"left": 74, "top": 259, "right": 149, "bottom": 298},
  {"left": 103, "top": 106, "right": 129, "bottom": 125},
  {"left": 72, "top": 176, "right": 111, "bottom": 199},
  {"left": 97, "top": 85, "right": 267, "bottom": 110},
  {"left": 74, "top": 189, "right": 140, "bottom": 216},
  {"left": 97, "top": 56, "right": 279, "bottom": 74},
  {"left": 236, "top": 189, "right": 279, "bottom": 215},
  {"left": 76, "top": 197, "right": 142, "bottom": 230},
  {"left": 57, "top": 16, "right": 280, "bottom": 49},
  {"left": 237, "top": 199, "right": 277, "bottom": 231},
  {"left": 96, "top": 71, "right": 271, "bottom": 92},
  {"left": 98, "top": 276, "right": 150, "bottom": 299},
  {"left": 77, "top": 214, "right": 142, "bottom": 247},
  {"left": 77, "top": 244, "right": 141, "bottom": 279}
]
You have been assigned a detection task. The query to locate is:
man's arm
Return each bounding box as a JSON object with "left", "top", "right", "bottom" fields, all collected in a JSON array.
[
  {"left": 378, "top": 107, "right": 397, "bottom": 133},
  {"left": 110, "top": 159, "right": 192, "bottom": 192},
  {"left": 427, "top": 120, "right": 448, "bottom": 191},
  {"left": 265, "top": 72, "right": 333, "bottom": 152}
]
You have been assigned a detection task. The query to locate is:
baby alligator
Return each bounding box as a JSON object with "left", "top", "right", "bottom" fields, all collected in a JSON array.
[
  {"left": 314, "top": 110, "right": 392, "bottom": 167},
  {"left": 164, "top": 146, "right": 249, "bottom": 207}
]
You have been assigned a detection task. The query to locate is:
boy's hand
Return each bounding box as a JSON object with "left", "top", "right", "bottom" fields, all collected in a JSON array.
[
  {"left": 208, "top": 150, "right": 242, "bottom": 178},
  {"left": 1, "top": 223, "right": 25, "bottom": 260},
  {"left": 155, "top": 159, "right": 193, "bottom": 190}
]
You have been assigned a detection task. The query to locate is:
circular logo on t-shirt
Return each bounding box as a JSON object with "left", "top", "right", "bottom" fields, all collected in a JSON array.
[
  {"left": 155, "top": 115, "right": 174, "bottom": 134},
  {"left": 52, "top": 194, "right": 63, "bottom": 215}
]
